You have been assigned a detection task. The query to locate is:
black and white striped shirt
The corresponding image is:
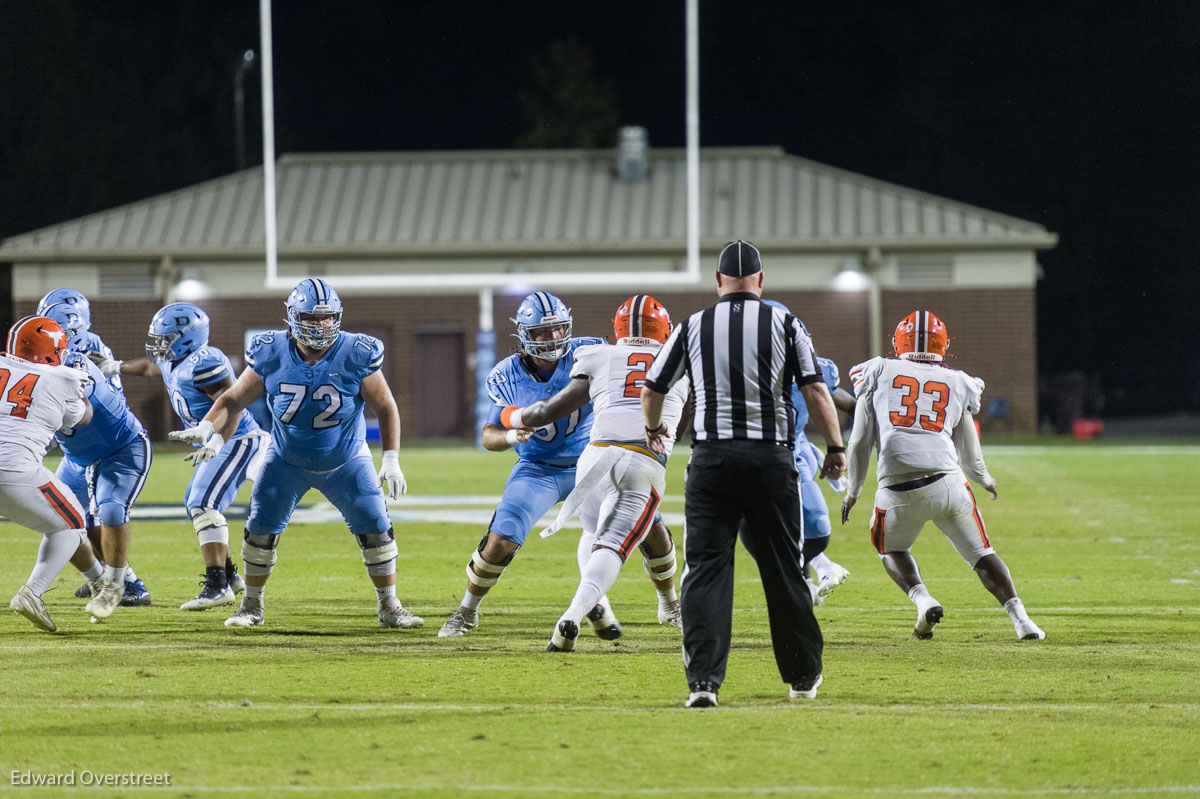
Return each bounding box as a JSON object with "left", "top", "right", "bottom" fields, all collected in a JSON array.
[{"left": 644, "top": 293, "right": 823, "bottom": 444}]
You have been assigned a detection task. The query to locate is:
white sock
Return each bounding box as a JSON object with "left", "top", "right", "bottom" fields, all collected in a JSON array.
[
  {"left": 104, "top": 564, "right": 127, "bottom": 586},
  {"left": 27, "top": 531, "right": 82, "bottom": 595},
  {"left": 124, "top": 564, "right": 139, "bottom": 582},
  {"left": 564, "top": 549, "right": 623, "bottom": 625},
  {"left": 80, "top": 561, "right": 104, "bottom": 581},
  {"left": 375, "top": 584, "right": 396, "bottom": 603},
  {"left": 908, "top": 583, "right": 933, "bottom": 607},
  {"left": 245, "top": 584, "right": 265, "bottom": 602},
  {"left": 809, "top": 552, "right": 833, "bottom": 580},
  {"left": 461, "top": 588, "right": 483, "bottom": 611},
  {"left": 577, "top": 530, "right": 596, "bottom": 575},
  {"left": 656, "top": 582, "right": 678, "bottom": 606},
  {"left": 1003, "top": 597, "right": 1030, "bottom": 622}
]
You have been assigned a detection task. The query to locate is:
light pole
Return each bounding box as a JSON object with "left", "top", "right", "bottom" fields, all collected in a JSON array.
[{"left": 234, "top": 49, "right": 256, "bottom": 170}]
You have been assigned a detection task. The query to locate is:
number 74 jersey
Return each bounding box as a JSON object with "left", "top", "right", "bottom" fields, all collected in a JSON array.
[{"left": 849, "top": 356, "right": 985, "bottom": 482}]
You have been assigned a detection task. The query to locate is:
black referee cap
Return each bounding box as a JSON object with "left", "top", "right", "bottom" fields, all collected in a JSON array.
[{"left": 717, "top": 240, "right": 763, "bottom": 277}]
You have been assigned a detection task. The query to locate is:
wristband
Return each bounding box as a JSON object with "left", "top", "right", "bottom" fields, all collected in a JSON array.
[
  {"left": 382, "top": 449, "right": 399, "bottom": 467},
  {"left": 500, "top": 405, "right": 524, "bottom": 429},
  {"left": 827, "top": 445, "right": 846, "bottom": 454},
  {"left": 645, "top": 424, "right": 664, "bottom": 434},
  {"left": 505, "top": 429, "right": 520, "bottom": 446},
  {"left": 203, "top": 432, "right": 225, "bottom": 452}
]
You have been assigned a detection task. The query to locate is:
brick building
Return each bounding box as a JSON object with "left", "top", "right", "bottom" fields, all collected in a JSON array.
[{"left": 0, "top": 147, "right": 1056, "bottom": 438}]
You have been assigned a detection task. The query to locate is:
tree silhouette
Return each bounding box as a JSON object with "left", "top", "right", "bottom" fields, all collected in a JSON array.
[{"left": 516, "top": 38, "right": 620, "bottom": 149}]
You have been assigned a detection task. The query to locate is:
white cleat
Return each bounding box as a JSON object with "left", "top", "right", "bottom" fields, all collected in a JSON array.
[
  {"left": 816, "top": 563, "right": 850, "bottom": 603},
  {"left": 224, "top": 596, "right": 264, "bottom": 627},
  {"left": 84, "top": 579, "right": 123, "bottom": 620},
  {"left": 807, "top": 577, "right": 824, "bottom": 607},
  {"left": 437, "top": 605, "right": 478, "bottom": 638},
  {"left": 229, "top": 568, "right": 246, "bottom": 595},
  {"left": 788, "top": 673, "right": 823, "bottom": 700},
  {"left": 378, "top": 597, "right": 424, "bottom": 629},
  {"left": 1014, "top": 618, "right": 1046, "bottom": 640},
  {"left": 914, "top": 599, "right": 944, "bottom": 640},
  {"left": 10, "top": 585, "right": 57, "bottom": 632},
  {"left": 657, "top": 598, "right": 682, "bottom": 629}
]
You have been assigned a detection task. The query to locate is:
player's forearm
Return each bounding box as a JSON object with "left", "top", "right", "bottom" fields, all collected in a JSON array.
[
  {"left": 845, "top": 396, "right": 875, "bottom": 498},
  {"left": 203, "top": 395, "right": 241, "bottom": 441},
  {"left": 118, "top": 357, "right": 159, "bottom": 377},
  {"left": 641, "top": 387, "right": 666, "bottom": 430},
  {"left": 957, "top": 411, "right": 994, "bottom": 488},
  {"left": 376, "top": 408, "right": 401, "bottom": 452},
  {"left": 515, "top": 380, "right": 589, "bottom": 428},
  {"left": 800, "top": 383, "right": 844, "bottom": 449},
  {"left": 481, "top": 423, "right": 514, "bottom": 452}
]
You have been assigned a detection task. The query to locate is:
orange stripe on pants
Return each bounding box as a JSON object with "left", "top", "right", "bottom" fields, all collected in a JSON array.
[
  {"left": 618, "top": 487, "right": 661, "bottom": 559},
  {"left": 964, "top": 482, "right": 991, "bottom": 548},
  {"left": 870, "top": 508, "right": 887, "bottom": 554},
  {"left": 39, "top": 481, "right": 84, "bottom": 530}
]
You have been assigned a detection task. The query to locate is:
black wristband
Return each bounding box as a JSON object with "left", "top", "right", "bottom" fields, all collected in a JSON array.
[
  {"left": 646, "top": 424, "right": 664, "bottom": 434},
  {"left": 827, "top": 445, "right": 846, "bottom": 454}
]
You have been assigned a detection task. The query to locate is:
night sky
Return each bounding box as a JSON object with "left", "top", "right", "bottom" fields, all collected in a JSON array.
[{"left": 2, "top": 2, "right": 1198, "bottom": 414}]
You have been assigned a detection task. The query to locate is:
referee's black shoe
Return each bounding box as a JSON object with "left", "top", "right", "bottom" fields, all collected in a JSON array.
[{"left": 685, "top": 681, "right": 719, "bottom": 708}]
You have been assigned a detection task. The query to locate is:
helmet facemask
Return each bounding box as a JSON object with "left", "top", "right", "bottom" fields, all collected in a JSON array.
[
  {"left": 517, "top": 319, "right": 572, "bottom": 361},
  {"left": 287, "top": 306, "right": 342, "bottom": 350}
]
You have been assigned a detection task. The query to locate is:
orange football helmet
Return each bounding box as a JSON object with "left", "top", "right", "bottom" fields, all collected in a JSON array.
[
  {"left": 613, "top": 295, "right": 671, "bottom": 344},
  {"left": 892, "top": 310, "right": 949, "bottom": 362},
  {"left": 7, "top": 316, "right": 69, "bottom": 366}
]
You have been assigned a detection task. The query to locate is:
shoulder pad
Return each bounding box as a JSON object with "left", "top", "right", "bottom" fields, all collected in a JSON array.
[
  {"left": 244, "top": 330, "right": 285, "bottom": 370},
  {"left": 849, "top": 357, "right": 884, "bottom": 394},
  {"left": 344, "top": 333, "right": 385, "bottom": 374}
]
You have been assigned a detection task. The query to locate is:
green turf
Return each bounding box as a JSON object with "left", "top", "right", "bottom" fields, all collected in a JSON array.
[{"left": 2, "top": 442, "right": 1198, "bottom": 797}]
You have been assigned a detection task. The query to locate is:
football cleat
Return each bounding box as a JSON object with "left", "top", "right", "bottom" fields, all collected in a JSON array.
[
  {"left": 180, "top": 578, "right": 235, "bottom": 611},
  {"left": 120, "top": 578, "right": 151, "bottom": 607},
  {"left": 378, "top": 597, "right": 424, "bottom": 629},
  {"left": 437, "top": 605, "right": 479, "bottom": 638},
  {"left": 807, "top": 577, "right": 824, "bottom": 607},
  {"left": 227, "top": 561, "right": 245, "bottom": 595},
  {"left": 657, "top": 598, "right": 682, "bottom": 629},
  {"left": 685, "top": 681, "right": 719, "bottom": 708},
  {"left": 586, "top": 600, "right": 622, "bottom": 640},
  {"left": 1014, "top": 618, "right": 1046, "bottom": 641},
  {"left": 10, "top": 585, "right": 57, "bottom": 632},
  {"left": 74, "top": 580, "right": 94, "bottom": 599},
  {"left": 546, "top": 619, "right": 579, "bottom": 652},
  {"left": 893, "top": 310, "right": 950, "bottom": 362},
  {"left": 789, "top": 673, "right": 824, "bottom": 700},
  {"left": 512, "top": 292, "right": 572, "bottom": 361},
  {"left": 146, "top": 303, "right": 210, "bottom": 362},
  {"left": 224, "top": 596, "right": 264, "bottom": 627},
  {"left": 816, "top": 563, "right": 850, "bottom": 603},
  {"left": 914, "top": 602, "right": 944, "bottom": 640},
  {"left": 613, "top": 295, "right": 671, "bottom": 345},
  {"left": 84, "top": 579, "right": 123, "bottom": 620}
]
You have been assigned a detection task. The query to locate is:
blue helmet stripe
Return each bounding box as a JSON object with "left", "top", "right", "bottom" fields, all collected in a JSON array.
[{"left": 536, "top": 291, "right": 553, "bottom": 318}]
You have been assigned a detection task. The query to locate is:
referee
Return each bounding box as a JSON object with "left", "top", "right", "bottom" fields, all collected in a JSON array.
[{"left": 641, "top": 240, "right": 847, "bottom": 708}]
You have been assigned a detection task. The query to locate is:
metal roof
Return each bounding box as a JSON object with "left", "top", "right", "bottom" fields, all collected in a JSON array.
[{"left": 0, "top": 147, "right": 1057, "bottom": 261}]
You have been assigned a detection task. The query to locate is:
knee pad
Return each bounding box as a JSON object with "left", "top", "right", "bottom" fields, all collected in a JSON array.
[
  {"left": 190, "top": 507, "right": 229, "bottom": 547},
  {"left": 357, "top": 530, "right": 398, "bottom": 577},
  {"left": 466, "top": 535, "right": 513, "bottom": 589},
  {"left": 641, "top": 541, "right": 677, "bottom": 582},
  {"left": 97, "top": 502, "right": 128, "bottom": 528},
  {"left": 242, "top": 532, "right": 279, "bottom": 577}
]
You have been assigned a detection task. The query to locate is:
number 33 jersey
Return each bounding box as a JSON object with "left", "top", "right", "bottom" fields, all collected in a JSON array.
[
  {"left": 245, "top": 330, "right": 384, "bottom": 472},
  {"left": 571, "top": 342, "right": 690, "bottom": 457},
  {"left": 849, "top": 356, "right": 984, "bottom": 482}
]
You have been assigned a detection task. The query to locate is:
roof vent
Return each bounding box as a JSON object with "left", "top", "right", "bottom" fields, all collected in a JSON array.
[{"left": 616, "top": 126, "right": 649, "bottom": 182}]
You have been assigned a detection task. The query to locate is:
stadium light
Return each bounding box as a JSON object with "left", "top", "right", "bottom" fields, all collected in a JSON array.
[{"left": 833, "top": 258, "right": 870, "bottom": 292}]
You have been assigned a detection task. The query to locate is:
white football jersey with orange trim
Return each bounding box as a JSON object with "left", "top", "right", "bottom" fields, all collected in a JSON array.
[
  {"left": 571, "top": 341, "right": 689, "bottom": 457},
  {"left": 0, "top": 355, "right": 88, "bottom": 470},
  {"left": 849, "top": 356, "right": 983, "bottom": 483}
]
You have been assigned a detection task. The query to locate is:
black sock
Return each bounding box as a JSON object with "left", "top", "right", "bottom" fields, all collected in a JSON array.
[
  {"left": 224, "top": 556, "right": 238, "bottom": 580},
  {"left": 207, "top": 566, "right": 228, "bottom": 589}
]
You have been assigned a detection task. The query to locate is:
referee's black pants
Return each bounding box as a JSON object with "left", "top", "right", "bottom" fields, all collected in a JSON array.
[{"left": 681, "top": 440, "right": 823, "bottom": 689}]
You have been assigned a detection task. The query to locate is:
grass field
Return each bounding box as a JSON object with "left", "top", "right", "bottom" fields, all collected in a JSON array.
[{"left": 2, "top": 440, "right": 1198, "bottom": 798}]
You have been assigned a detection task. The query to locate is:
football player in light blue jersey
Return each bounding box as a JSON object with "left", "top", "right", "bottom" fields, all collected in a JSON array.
[
  {"left": 101, "top": 303, "right": 262, "bottom": 611},
  {"left": 41, "top": 303, "right": 153, "bottom": 619},
  {"left": 747, "top": 300, "right": 857, "bottom": 605},
  {"left": 170, "top": 278, "right": 422, "bottom": 631},
  {"left": 438, "top": 291, "right": 624, "bottom": 639},
  {"left": 37, "top": 288, "right": 124, "bottom": 395}
]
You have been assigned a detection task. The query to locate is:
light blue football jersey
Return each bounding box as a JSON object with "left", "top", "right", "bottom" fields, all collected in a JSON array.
[
  {"left": 160, "top": 345, "right": 258, "bottom": 439},
  {"left": 80, "top": 331, "right": 123, "bottom": 394},
  {"left": 485, "top": 337, "right": 606, "bottom": 466},
  {"left": 246, "top": 329, "right": 383, "bottom": 472},
  {"left": 792, "top": 355, "right": 840, "bottom": 447},
  {"left": 56, "top": 353, "right": 145, "bottom": 463}
]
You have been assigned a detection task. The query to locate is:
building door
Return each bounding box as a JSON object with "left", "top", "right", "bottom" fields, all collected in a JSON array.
[{"left": 414, "top": 330, "right": 468, "bottom": 438}]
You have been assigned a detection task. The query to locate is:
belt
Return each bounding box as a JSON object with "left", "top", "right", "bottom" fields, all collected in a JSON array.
[{"left": 885, "top": 473, "right": 947, "bottom": 492}]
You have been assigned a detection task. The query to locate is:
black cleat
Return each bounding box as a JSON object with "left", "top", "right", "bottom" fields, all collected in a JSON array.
[
  {"left": 586, "top": 602, "right": 622, "bottom": 641},
  {"left": 914, "top": 605, "right": 944, "bottom": 640},
  {"left": 74, "top": 581, "right": 93, "bottom": 599},
  {"left": 686, "top": 680, "right": 719, "bottom": 708},
  {"left": 546, "top": 619, "right": 579, "bottom": 652}
]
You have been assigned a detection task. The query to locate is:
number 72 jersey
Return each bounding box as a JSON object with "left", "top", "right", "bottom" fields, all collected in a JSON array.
[
  {"left": 245, "top": 329, "right": 384, "bottom": 472},
  {"left": 849, "top": 356, "right": 984, "bottom": 479}
]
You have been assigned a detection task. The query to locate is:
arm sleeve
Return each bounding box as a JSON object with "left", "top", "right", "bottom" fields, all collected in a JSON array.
[
  {"left": 60, "top": 378, "right": 87, "bottom": 429},
  {"left": 644, "top": 320, "right": 688, "bottom": 393},
  {"left": 954, "top": 407, "right": 995, "bottom": 490},
  {"left": 845, "top": 391, "right": 877, "bottom": 500}
]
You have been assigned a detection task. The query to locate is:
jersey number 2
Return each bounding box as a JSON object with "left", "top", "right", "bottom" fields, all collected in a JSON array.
[
  {"left": 623, "top": 353, "right": 654, "bottom": 398},
  {"left": 889, "top": 376, "right": 949, "bottom": 432},
  {"left": 0, "top": 369, "right": 40, "bottom": 419}
]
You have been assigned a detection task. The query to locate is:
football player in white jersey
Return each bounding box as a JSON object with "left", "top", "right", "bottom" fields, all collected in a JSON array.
[
  {"left": 841, "top": 311, "right": 1044, "bottom": 641},
  {"left": 2, "top": 317, "right": 114, "bottom": 632},
  {"left": 499, "top": 295, "right": 689, "bottom": 651}
]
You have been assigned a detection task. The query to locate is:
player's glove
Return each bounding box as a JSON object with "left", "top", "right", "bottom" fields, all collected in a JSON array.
[
  {"left": 170, "top": 421, "right": 223, "bottom": 466},
  {"left": 379, "top": 450, "right": 407, "bottom": 499},
  {"left": 85, "top": 350, "right": 123, "bottom": 378},
  {"left": 169, "top": 420, "right": 214, "bottom": 445}
]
